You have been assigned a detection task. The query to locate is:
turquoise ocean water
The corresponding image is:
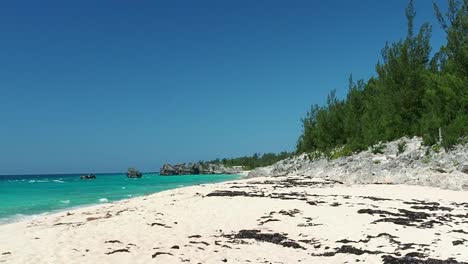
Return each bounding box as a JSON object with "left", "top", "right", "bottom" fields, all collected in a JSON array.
[{"left": 0, "top": 173, "right": 239, "bottom": 224}]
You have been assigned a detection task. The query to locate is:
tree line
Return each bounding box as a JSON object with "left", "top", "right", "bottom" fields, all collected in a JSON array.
[
  {"left": 297, "top": 0, "right": 467, "bottom": 156},
  {"left": 207, "top": 152, "right": 293, "bottom": 170}
]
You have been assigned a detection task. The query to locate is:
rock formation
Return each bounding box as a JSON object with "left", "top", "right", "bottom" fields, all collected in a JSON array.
[
  {"left": 248, "top": 137, "right": 468, "bottom": 190},
  {"left": 127, "top": 168, "right": 143, "bottom": 178},
  {"left": 80, "top": 174, "right": 96, "bottom": 180},
  {"left": 160, "top": 162, "right": 243, "bottom": 176},
  {"left": 459, "top": 164, "right": 468, "bottom": 174}
]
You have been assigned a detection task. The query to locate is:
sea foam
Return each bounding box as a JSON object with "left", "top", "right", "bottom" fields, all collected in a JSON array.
[{"left": 99, "top": 198, "right": 109, "bottom": 203}]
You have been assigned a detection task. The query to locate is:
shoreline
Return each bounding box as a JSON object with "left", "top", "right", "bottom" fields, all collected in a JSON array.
[
  {"left": 0, "top": 173, "right": 247, "bottom": 226},
  {"left": 0, "top": 177, "right": 242, "bottom": 227},
  {"left": 1, "top": 174, "right": 468, "bottom": 263}
]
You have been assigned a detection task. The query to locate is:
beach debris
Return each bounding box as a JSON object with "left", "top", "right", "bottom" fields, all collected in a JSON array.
[
  {"left": 150, "top": 222, "right": 171, "bottom": 228},
  {"left": 258, "top": 218, "right": 280, "bottom": 225},
  {"left": 115, "top": 209, "right": 129, "bottom": 216},
  {"left": 405, "top": 252, "right": 427, "bottom": 258},
  {"left": 381, "top": 255, "right": 467, "bottom": 264},
  {"left": 206, "top": 190, "right": 264, "bottom": 198},
  {"left": 53, "top": 222, "right": 84, "bottom": 227},
  {"left": 104, "top": 240, "right": 122, "bottom": 244},
  {"left": 312, "top": 245, "right": 384, "bottom": 256},
  {"left": 356, "top": 208, "right": 454, "bottom": 229},
  {"left": 278, "top": 209, "right": 301, "bottom": 217},
  {"left": 224, "top": 230, "right": 305, "bottom": 249},
  {"left": 410, "top": 205, "right": 453, "bottom": 212},
  {"left": 86, "top": 212, "right": 112, "bottom": 222},
  {"left": 151, "top": 252, "right": 173, "bottom": 258},
  {"left": 452, "top": 229, "right": 468, "bottom": 234},
  {"left": 189, "top": 241, "right": 209, "bottom": 246},
  {"left": 297, "top": 217, "right": 321, "bottom": 227},
  {"left": 105, "top": 248, "right": 130, "bottom": 255}
]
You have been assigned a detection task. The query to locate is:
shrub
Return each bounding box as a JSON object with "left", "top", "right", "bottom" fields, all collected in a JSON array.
[
  {"left": 307, "top": 151, "right": 323, "bottom": 161},
  {"left": 422, "top": 155, "right": 431, "bottom": 164},
  {"left": 432, "top": 144, "right": 441, "bottom": 153},
  {"left": 425, "top": 147, "right": 431, "bottom": 156},
  {"left": 397, "top": 141, "right": 407, "bottom": 156},
  {"left": 371, "top": 143, "right": 386, "bottom": 155},
  {"left": 422, "top": 133, "right": 436, "bottom": 146},
  {"left": 331, "top": 145, "right": 353, "bottom": 160}
]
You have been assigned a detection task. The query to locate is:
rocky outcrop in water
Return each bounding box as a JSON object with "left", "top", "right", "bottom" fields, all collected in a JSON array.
[
  {"left": 248, "top": 137, "right": 468, "bottom": 190},
  {"left": 160, "top": 162, "right": 243, "bottom": 176},
  {"left": 80, "top": 174, "right": 96, "bottom": 180},
  {"left": 127, "top": 168, "right": 143, "bottom": 178}
]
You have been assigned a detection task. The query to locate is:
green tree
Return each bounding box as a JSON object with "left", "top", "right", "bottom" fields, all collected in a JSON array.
[{"left": 297, "top": 0, "right": 467, "bottom": 154}]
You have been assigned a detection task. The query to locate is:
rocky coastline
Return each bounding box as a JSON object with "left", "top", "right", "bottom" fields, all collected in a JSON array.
[
  {"left": 248, "top": 137, "right": 468, "bottom": 190},
  {"left": 160, "top": 162, "right": 243, "bottom": 176}
]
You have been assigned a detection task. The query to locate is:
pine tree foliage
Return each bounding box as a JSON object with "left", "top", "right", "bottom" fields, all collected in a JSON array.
[{"left": 297, "top": 0, "right": 467, "bottom": 154}]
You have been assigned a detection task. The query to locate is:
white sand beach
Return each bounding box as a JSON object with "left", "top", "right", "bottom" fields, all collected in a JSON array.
[{"left": 1, "top": 174, "right": 467, "bottom": 264}]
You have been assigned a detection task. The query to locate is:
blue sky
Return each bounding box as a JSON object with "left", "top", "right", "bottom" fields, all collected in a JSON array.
[{"left": 0, "top": 0, "right": 449, "bottom": 174}]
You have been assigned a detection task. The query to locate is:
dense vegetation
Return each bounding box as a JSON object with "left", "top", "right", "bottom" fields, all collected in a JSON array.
[
  {"left": 207, "top": 152, "right": 293, "bottom": 170},
  {"left": 297, "top": 0, "right": 467, "bottom": 156}
]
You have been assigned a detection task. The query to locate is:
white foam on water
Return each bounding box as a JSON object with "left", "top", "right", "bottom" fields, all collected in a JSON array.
[
  {"left": 53, "top": 180, "right": 64, "bottom": 183},
  {"left": 121, "top": 187, "right": 126, "bottom": 189},
  {"left": 0, "top": 213, "right": 46, "bottom": 225},
  {"left": 0, "top": 203, "right": 109, "bottom": 226},
  {"left": 99, "top": 198, "right": 109, "bottom": 203},
  {"left": 60, "top": 200, "right": 70, "bottom": 204},
  {"left": 28, "top": 180, "right": 49, "bottom": 183}
]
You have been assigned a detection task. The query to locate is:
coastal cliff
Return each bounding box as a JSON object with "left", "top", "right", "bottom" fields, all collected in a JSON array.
[{"left": 160, "top": 162, "right": 243, "bottom": 176}]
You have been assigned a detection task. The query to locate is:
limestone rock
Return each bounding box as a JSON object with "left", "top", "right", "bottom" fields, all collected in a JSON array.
[
  {"left": 248, "top": 137, "right": 468, "bottom": 190},
  {"left": 459, "top": 164, "right": 468, "bottom": 174},
  {"left": 160, "top": 162, "right": 243, "bottom": 176}
]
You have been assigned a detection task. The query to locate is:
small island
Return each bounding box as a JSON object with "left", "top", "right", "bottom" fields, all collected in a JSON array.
[{"left": 126, "top": 167, "right": 143, "bottom": 178}]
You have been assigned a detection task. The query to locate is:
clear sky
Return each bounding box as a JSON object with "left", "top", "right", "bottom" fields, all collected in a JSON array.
[{"left": 0, "top": 0, "right": 449, "bottom": 175}]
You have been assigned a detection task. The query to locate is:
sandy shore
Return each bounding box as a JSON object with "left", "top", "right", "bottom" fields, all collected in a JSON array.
[{"left": 1, "top": 175, "right": 468, "bottom": 264}]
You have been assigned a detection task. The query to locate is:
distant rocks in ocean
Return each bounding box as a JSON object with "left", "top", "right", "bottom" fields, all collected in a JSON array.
[
  {"left": 127, "top": 168, "right": 143, "bottom": 178},
  {"left": 160, "top": 162, "right": 243, "bottom": 176},
  {"left": 80, "top": 174, "right": 96, "bottom": 180}
]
